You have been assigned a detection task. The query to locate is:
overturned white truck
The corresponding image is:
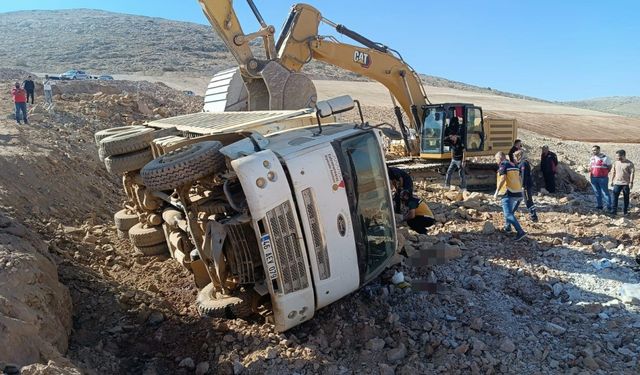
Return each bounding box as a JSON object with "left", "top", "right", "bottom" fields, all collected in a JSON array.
[{"left": 95, "top": 96, "right": 397, "bottom": 331}]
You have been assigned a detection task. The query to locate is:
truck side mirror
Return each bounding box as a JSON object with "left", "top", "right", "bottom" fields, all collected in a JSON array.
[{"left": 314, "top": 95, "right": 360, "bottom": 135}]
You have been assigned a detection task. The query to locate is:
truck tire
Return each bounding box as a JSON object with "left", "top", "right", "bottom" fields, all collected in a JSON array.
[
  {"left": 114, "top": 209, "right": 138, "bottom": 231},
  {"left": 141, "top": 141, "right": 225, "bottom": 191},
  {"left": 196, "top": 284, "right": 255, "bottom": 319},
  {"left": 94, "top": 126, "right": 144, "bottom": 145},
  {"left": 117, "top": 229, "right": 129, "bottom": 240},
  {"left": 104, "top": 148, "right": 154, "bottom": 175},
  {"left": 134, "top": 242, "right": 169, "bottom": 256},
  {"left": 100, "top": 127, "right": 156, "bottom": 158},
  {"left": 128, "top": 223, "right": 166, "bottom": 247}
]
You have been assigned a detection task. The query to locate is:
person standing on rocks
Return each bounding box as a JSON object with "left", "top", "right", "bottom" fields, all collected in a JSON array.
[
  {"left": 494, "top": 152, "right": 527, "bottom": 241},
  {"left": 540, "top": 145, "right": 558, "bottom": 193},
  {"left": 508, "top": 139, "right": 522, "bottom": 163},
  {"left": 11, "top": 82, "right": 28, "bottom": 125},
  {"left": 514, "top": 150, "right": 538, "bottom": 222},
  {"left": 610, "top": 150, "right": 635, "bottom": 216},
  {"left": 388, "top": 167, "right": 413, "bottom": 213},
  {"left": 399, "top": 190, "right": 435, "bottom": 234},
  {"left": 444, "top": 134, "right": 467, "bottom": 190},
  {"left": 589, "top": 145, "right": 612, "bottom": 211},
  {"left": 23, "top": 75, "right": 35, "bottom": 104},
  {"left": 43, "top": 75, "right": 54, "bottom": 109}
]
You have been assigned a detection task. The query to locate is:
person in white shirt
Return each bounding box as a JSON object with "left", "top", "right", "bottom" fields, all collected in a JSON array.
[{"left": 43, "top": 75, "right": 54, "bottom": 108}]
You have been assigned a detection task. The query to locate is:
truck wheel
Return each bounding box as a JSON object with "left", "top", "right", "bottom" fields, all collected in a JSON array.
[
  {"left": 128, "top": 223, "right": 166, "bottom": 247},
  {"left": 196, "top": 284, "right": 255, "bottom": 319},
  {"left": 134, "top": 242, "right": 169, "bottom": 257},
  {"left": 100, "top": 127, "right": 155, "bottom": 158},
  {"left": 94, "top": 126, "right": 144, "bottom": 145},
  {"left": 117, "top": 229, "right": 129, "bottom": 240},
  {"left": 104, "top": 148, "right": 154, "bottom": 175},
  {"left": 114, "top": 209, "right": 138, "bottom": 231},
  {"left": 141, "top": 141, "right": 225, "bottom": 191}
]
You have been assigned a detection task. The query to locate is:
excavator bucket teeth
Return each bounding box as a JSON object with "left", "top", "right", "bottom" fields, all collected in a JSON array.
[{"left": 260, "top": 61, "right": 317, "bottom": 110}]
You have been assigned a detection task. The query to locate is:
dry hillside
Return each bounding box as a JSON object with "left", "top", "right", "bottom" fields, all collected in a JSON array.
[
  {"left": 561, "top": 97, "right": 640, "bottom": 118},
  {"left": 1, "top": 8, "right": 575, "bottom": 102}
]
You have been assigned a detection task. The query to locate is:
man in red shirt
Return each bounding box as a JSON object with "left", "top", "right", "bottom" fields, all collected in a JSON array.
[{"left": 11, "top": 82, "right": 29, "bottom": 125}]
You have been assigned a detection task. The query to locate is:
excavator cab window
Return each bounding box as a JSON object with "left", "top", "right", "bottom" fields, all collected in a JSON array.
[
  {"left": 465, "top": 106, "right": 484, "bottom": 151},
  {"left": 421, "top": 107, "right": 444, "bottom": 154}
]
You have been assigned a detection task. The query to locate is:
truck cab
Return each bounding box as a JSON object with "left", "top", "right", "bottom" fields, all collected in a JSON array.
[
  {"left": 229, "top": 123, "right": 396, "bottom": 330},
  {"left": 106, "top": 96, "right": 397, "bottom": 331}
]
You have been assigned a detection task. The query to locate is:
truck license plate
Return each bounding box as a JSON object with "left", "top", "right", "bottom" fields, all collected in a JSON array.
[{"left": 261, "top": 234, "right": 277, "bottom": 280}]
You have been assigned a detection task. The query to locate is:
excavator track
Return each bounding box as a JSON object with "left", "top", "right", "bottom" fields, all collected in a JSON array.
[{"left": 386, "top": 158, "right": 498, "bottom": 193}]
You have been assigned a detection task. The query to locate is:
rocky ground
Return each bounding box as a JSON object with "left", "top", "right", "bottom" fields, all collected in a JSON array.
[{"left": 1, "top": 76, "right": 639, "bottom": 374}]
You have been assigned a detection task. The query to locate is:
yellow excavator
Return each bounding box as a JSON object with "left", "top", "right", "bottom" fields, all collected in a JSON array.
[{"left": 198, "top": 0, "right": 516, "bottom": 173}]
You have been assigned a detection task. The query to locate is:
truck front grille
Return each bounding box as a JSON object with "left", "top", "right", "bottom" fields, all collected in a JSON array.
[
  {"left": 301, "top": 188, "right": 330, "bottom": 280},
  {"left": 225, "top": 221, "right": 258, "bottom": 285},
  {"left": 266, "top": 201, "right": 308, "bottom": 294}
]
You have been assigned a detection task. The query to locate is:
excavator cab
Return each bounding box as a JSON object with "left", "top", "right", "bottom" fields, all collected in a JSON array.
[{"left": 420, "top": 103, "right": 485, "bottom": 158}]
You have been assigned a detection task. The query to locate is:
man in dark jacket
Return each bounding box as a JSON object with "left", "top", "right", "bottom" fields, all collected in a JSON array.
[
  {"left": 508, "top": 139, "right": 522, "bottom": 163},
  {"left": 514, "top": 150, "right": 538, "bottom": 221},
  {"left": 23, "top": 76, "right": 35, "bottom": 104},
  {"left": 540, "top": 145, "right": 558, "bottom": 193},
  {"left": 388, "top": 167, "right": 413, "bottom": 213},
  {"left": 444, "top": 135, "right": 467, "bottom": 190}
]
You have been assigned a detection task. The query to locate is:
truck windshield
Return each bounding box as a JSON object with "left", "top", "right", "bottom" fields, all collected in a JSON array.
[{"left": 335, "top": 132, "right": 396, "bottom": 283}]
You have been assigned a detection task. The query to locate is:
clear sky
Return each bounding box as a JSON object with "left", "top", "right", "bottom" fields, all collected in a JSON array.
[{"left": 1, "top": 0, "right": 638, "bottom": 101}]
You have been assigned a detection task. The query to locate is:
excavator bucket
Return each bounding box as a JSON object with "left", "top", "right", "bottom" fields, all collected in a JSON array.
[
  {"left": 204, "top": 68, "right": 248, "bottom": 112},
  {"left": 204, "top": 63, "right": 317, "bottom": 113},
  {"left": 259, "top": 61, "right": 317, "bottom": 110}
]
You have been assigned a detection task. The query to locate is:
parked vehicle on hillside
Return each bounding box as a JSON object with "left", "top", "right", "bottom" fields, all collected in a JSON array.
[
  {"left": 60, "top": 70, "right": 89, "bottom": 80},
  {"left": 98, "top": 75, "right": 114, "bottom": 80}
]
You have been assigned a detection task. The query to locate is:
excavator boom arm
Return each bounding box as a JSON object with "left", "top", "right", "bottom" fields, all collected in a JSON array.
[
  {"left": 310, "top": 39, "right": 426, "bottom": 130},
  {"left": 276, "top": 3, "right": 428, "bottom": 149}
]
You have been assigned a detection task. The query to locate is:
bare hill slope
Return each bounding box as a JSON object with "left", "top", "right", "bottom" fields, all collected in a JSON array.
[
  {"left": 316, "top": 81, "right": 640, "bottom": 143},
  {"left": 0, "top": 9, "right": 559, "bottom": 99},
  {"left": 561, "top": 96, "right": 640, "bottom": 118}
]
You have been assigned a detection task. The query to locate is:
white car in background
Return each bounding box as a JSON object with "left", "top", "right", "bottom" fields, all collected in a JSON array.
[{"left": 60, "top": 70, "right": 89, "bottom": 80}]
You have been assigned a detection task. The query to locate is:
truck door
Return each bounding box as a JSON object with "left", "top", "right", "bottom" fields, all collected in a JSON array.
[{"left": 465, "top": 106, "right": 484, "bottom": 152}]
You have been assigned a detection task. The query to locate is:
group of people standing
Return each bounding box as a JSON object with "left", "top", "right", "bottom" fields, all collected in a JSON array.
[
  {"left": 10, "top": 75, "right": 56, "bottom": 125},
  {"left": 589, "top": 146, "right": 635, "bottom": 216},
  {"left": 388, "top": 137, "right": 635, "bottom": 242}
]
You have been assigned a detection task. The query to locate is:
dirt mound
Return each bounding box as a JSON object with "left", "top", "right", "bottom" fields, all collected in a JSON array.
[
  {"left": 0, "top": 78, "right": 201, "bottom": 371},
  {"left": 0, "top": 68, "right": 35, "bottom": 81},
  {"left": 0, "top": 212, "right": 73, "bottom": 369}
]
